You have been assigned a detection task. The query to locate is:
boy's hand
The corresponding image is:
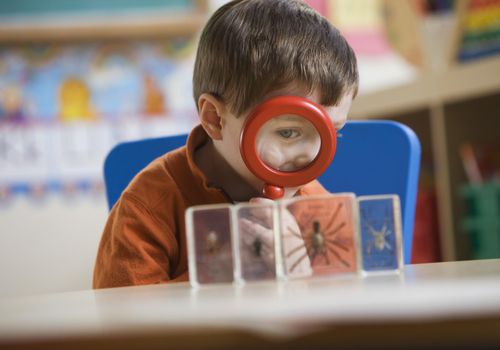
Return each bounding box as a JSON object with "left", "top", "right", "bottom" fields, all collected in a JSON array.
[{"left": 238, "top": 197, "right": 312, "bottom": 277}]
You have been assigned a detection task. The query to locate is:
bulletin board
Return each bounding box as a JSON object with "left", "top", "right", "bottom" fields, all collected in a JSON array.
[{"left": 0, "top": 1, "right": 208, "bottom": 202}]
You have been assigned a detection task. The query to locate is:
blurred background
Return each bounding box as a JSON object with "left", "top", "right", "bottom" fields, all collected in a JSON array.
[{"left": 0, "top": 0, "right": 498, "bottom": 297}]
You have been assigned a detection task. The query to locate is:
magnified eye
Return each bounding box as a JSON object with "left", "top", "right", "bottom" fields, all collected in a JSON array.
[{"left": 276, "top": 128, "right": 301, "bottom": 139}]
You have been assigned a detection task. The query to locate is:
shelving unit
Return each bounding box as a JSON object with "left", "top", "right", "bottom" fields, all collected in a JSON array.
[
  {"left": 0, "top": 0, "right": 208, "bottom": 42},
  {"left": 350, "top": 55, "right": 500, "bottom": 261},
  {"left": 0, "top": 12, "right": 207, "bottom": 42},
  {"left": 351, "top": 56, "right": 500, "bottom": 118}
]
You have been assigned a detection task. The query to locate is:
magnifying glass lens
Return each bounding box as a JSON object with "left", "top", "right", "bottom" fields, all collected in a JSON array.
[{"left": 256, "top": 114, "right": 321, "bottom": 172}]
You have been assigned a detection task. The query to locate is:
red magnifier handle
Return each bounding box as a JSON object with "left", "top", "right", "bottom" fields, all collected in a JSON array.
[{"left": 262, "top": 184, "right": 285, "bottom": 200}]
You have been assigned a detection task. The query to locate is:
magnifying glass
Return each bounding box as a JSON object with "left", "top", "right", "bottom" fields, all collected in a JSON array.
[{"left": 240, "top": 96, "right": 337, "bottom": 200}]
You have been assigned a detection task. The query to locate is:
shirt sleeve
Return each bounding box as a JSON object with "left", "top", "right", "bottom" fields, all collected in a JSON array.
[{"left": 93, "top": 193, "right": 187, "bottom": 289}]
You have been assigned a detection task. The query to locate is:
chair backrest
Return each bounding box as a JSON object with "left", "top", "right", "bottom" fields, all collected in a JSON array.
[
  {"left": 104, "top": 120, "right": 420, "bottom": 263},
  {"left": 104, "top": 133, "right": 188, "bottom": 211}
]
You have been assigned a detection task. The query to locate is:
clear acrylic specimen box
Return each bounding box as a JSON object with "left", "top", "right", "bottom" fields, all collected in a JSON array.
[
  {"left": 232, "top": 201, "right": 277, "bottom": 284},
  {"left": 185, "top": 193, "right": 404, "bottom": 286},
  {"left": 278, "top": 193, "right": 360, "bottom": 280},
  {"left": 185, "top": 204, "right": 234, "bottom": 287},
  {"left": 357, "top": 195, "right": 403, "bottom": 273}
]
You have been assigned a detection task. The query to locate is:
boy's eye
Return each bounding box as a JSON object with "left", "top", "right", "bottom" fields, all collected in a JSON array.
[{"left": 277, "top": 129, "right": 300, "bottom": 139}]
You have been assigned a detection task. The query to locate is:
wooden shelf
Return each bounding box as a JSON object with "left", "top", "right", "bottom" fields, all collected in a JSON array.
[
  {"left": 351, "top": 56, "right": 500, "bottom": 119},
  {"left": 350, "top": 53, "right": 500, "bottom": 262},
  {"left": 0, "top": 10, "right": 207, "bottom": 42}
]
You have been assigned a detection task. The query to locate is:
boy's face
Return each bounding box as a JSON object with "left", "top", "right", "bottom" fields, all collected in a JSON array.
[{"left": 215, "top": 87, "right": 354, "bottom": 197}]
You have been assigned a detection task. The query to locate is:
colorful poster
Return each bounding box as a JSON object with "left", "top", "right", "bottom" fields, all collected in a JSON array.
[{"left": 0, "top": 39, "right": 199, "bottom": 201}]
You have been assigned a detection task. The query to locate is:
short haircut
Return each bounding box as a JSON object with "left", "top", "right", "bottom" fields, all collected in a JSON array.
[{"left": 193, "top": 0, "right": 359, "bottom": 116}]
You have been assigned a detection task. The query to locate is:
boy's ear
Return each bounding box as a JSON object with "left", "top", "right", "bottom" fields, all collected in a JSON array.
[{"left": 198, "top": 93, "right": 225, "bottom": 140}]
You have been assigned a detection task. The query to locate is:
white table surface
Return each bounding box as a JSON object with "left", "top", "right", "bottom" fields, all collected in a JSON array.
[{"left": 1, "top": 259, "right": 500, "bottom": 348}]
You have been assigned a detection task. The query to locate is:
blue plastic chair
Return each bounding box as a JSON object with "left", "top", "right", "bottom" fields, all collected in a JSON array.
[{"left": 104, "top": 120, "right": 420, "bottom": 263}]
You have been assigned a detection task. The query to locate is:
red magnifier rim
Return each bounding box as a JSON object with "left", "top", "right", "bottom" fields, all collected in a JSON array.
[{"left": 240, "top": 96, "right": 337, "bottom": 188}]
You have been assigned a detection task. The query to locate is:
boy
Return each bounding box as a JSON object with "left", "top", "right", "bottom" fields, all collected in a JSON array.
[{"left": 93, "top": 0, "right": 358, "bottom": 288}]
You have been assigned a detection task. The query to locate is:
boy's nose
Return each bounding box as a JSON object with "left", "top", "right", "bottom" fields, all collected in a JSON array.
[
  {"left": 293, "top": 154, "right": 313, "bottom": 169},
  {"left": 278, "top": 151, "right": 316, "bottom": 171}
]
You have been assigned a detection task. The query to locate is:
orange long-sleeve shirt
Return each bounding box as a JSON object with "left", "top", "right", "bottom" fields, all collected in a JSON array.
[{"left": 93, "top": 125, "right": 327, "bottom": 289}]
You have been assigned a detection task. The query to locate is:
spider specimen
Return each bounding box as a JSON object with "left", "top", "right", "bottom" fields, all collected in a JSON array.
[
  {"left": 252, "top": 237, "right": 263, "bottom": 257},
  {"left": 238, "top": 210, "right": 273, "bottom": 260},
  {"left": 284, "top": 202, "right": 351, "bottom": 273},
  {"left": 200, "top": 229, "right": 234, "bottom": 282},
  {"left": 361, "top": 207, "right": 393, "bottom": 255},
  {"left": 238, "top": 217, "right": 276, "bottom": 279},
  {"left": 205, "top": 230, "right": 219, "bottom": 254}
]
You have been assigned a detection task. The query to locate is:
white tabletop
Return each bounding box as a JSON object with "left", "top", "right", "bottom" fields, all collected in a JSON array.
[{"left": 1, "top": 259, "right": 500, "bottom": 348}]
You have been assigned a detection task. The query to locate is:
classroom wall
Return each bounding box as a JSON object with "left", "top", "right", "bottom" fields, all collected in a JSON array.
[{"left": 0, "top": 195, "right": 107, "bottom": 297}]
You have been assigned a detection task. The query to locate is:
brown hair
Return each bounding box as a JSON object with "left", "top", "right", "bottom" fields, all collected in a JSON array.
[{"left": 193, "top": 0, "right": 358, "bottom": 116}]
